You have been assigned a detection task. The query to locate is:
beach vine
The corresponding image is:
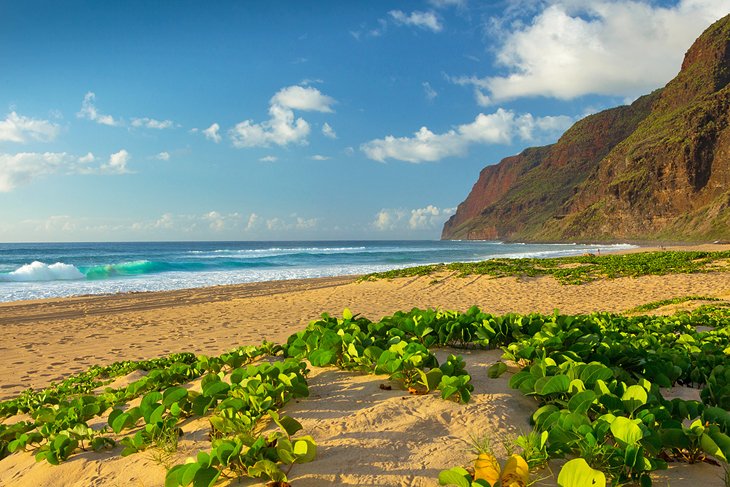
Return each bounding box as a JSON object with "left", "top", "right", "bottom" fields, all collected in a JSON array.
[
  {"left": 1, "top": 304, "right": 730, "bottom": 486},
  {"left": 360, "top": 250, "right": 730, "bottom": 285}
]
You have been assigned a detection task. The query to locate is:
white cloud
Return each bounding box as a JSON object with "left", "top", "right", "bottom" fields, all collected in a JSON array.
[
  {"left": 266, "top": 214, "right": 319, "bottom": 231},
  {"left": 78, "top": 152, "right": 95, "bottom": 164},
  {"left": 459, "top": 0, "right": 729, "bottom": 102},
  {"left": 203, "top": 123, "right": 222, "bottom": 143},
  {"left": 156, "top": 151, "right": 170, "bottom": 161},
  {"left": 101, "top": 149, "right": 131, "bottom": 174},
  {"left": 245, "top": 213, "right": 259, "bottom": 231},
  {"left": 230, "top": 105, "right": 309, "bottom": 148},
  {"left": 271, "top": 85, "right": 335, "bottom": 113},
  {"left": 77, "top": 92, "right": 121, "bottom": 126},
  {"left": 0, "top": 112, "right": 60, "bottom": 143},
  {"left": 474, "top": 88, "right": 491, "bottom": 107},
  {"left": 0, "top": 150, "right": 133, "bottom": 191},
  {"left": 131, "top": 117, "right": 175, "bottom": 129},
  {"left": 423, "top": 82, "right": 438, "bottom": 101},
  {"left": 310, "top": 155, "right": 330, "bottom": 161},
  {"left": 266, "top": 217, "right": 285, "bottom": 231},
  {"left": 322, "top": 122, "right": 337, "bottom": 139},
  {"left": 351, "top": 18, "right": 389, "bottom": 40},
  {"left": 373, "top": 206, "right": 455, "bottom": 231},
  {"left": 409, "top": 205, "right": 456, "bottom": 230},
  {"left": 259, "top": 155, "right": 278, "bottom": 162},
  {"left": 229, "top": 85, "right": 336, "bottom": 148},
  {"left": 295, "top": 216, "right": 318, "bottom": 229},
  {"left": 373, "top": 209, "right": 407, "bottom": 231},
  {"left": 389, "top": 10, "right": 443, "bottom": 32},
  {"left": 154, "top": 213, "right": 175, "bottom": 230},
  {"left": 0, "top": 152, "right": 77, "bottom": 192},
  {"left": 361, "top": 109, "right": 572, "bottom": 163},
  {"left": 144, "top": 211, "right": 246, "bottom": 234},
  {"left": 204, "top": 210, "right": 239, "bottom": 231}
]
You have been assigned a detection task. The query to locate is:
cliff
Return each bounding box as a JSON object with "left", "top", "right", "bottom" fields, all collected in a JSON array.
[{"left": 443, "top": 14, "right": 730, "bottom": 242}]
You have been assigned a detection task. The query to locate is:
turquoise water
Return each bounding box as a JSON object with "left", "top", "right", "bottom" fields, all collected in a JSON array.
[{"left": 0, "top": 240, "right": 636, "bottom": 302}]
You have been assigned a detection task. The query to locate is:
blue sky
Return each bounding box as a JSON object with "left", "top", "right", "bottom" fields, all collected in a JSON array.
[{"left": 0, "top": 0, "right": 727, "bottom": 242}]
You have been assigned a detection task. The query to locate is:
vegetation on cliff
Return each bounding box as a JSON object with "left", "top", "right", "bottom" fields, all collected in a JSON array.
[{"left": 443, "top": 15, "right": 730, "bottom": 242}]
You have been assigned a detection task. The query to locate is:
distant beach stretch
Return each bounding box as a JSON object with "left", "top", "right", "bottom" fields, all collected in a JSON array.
[{"left": 1, "top": 244, "right": 729, "bottom": 486}]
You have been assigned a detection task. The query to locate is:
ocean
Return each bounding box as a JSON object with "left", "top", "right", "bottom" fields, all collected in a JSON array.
[{"left": 0, "top": 240, "right": 637, "bottom": 302}]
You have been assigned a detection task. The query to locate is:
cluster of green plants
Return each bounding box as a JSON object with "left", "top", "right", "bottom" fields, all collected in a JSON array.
[
  {"left": 0, "top": 308, "right": 486, "bottom": 485},
  {"left": 433, "top": 305, "right": 730, "bottom": 486},
  {"left": 625, "top": 295, "right": 724, "bottom": 313},
  {"left": 283, "top": 308, "right": 474, "bottom": 402},
  {"left": 2, "top": 303, "right": 730, "bottom": 486},
  {"left": 0, "top": 353, "right": 199, "bottom": 418},
  {"left": 361, "top": 250, "right": 730, "bottom": 285},
  {"left": 0, "top": 342, "right": 318, "bottom": 486}
]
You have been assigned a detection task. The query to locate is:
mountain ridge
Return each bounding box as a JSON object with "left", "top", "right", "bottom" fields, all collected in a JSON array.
[{"left": 442, "top": 14, "right": 730, "bottom": 242}]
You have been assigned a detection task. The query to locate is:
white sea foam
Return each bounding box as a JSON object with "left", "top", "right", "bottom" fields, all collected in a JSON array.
[
  {"left": 0, "top": 264, "right": 402, "bottom": 302},
  {"left": 2, "top": 261, "right": 85, "bottom": 282},
  {"left": 0, "top": 242, "right": 640, "bottom": 302}
]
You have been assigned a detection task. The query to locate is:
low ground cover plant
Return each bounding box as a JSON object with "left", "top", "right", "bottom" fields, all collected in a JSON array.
[
  {"left": 1, "top": 303, "right": 729, "bottom": 486},
  {"left": 361, "top": 250, "right": 730, "bottom": 285}
]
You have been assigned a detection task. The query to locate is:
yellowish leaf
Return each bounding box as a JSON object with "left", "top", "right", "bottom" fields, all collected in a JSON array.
[
  {"left": 501, "top": 454, "right": 529, "bottom": 487},
  {"left": 474, "top": 452, "right": 500, "bottom": 486}
]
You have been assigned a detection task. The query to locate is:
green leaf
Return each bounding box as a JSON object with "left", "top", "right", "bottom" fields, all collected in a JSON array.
[
  {"left": 610, "top": 416, "right": 644, "bottom": 446},
  {"left": 568, "top": 390, "right": 597, "bottom": 414},
  {"left": 202, "top": 381, "right": 229, "bottom": 398},
  {"left": 269, "top": 411, "right": 303, "bottom": 437},
  {"left": 192, "top": 466, "right": 220, "bottom": 487},
  {"left": 108, "top": 409, "right": 124, "bottom": 432},
  {"left": 700, "top": 433, "right": 728, "bottom": 462},
  {"left": 110, "top": 411, "right": 134, "bottom": 434},
  {"left": 163, "top": 386, "right": 188, "bottom": 407},
  {"left": 487, "top": 362, "right": 508, "bottom": 379},
  {"left": 343, "top": 308, "right": 353, "bottom": 320},
  {"left": 165, "top": 464, "right": 190, "bottom": 487},
  {"left": 438, "top": 466, "right": 474, "bottom": 487},
  {"left": 622, "top": 385, "right": 648, "bottom": 415},
  {"left": 309, "top": 348, "right": 336, "bottom": 367},
  {"left": 660, "top": 428, "right": 690, "bottom": 450},
  {"left": 425, "top": 369, "right": 444, "bottom": 391},
  {"left": 707, "top": 427, "right": 730, "bottom": 460},
  {"left": 249, "top": 459, "right": 287, "bottom": 482},
  {"left": 292, "top": 436, "right": 317, "bottom": 463},
  {"left": 141, "top": 391, "right": 163, "bottom": 411},
  {"left": 181, "top": 463, "right": 201, "bottom": 486},
  {"left": 150, "top": 404, "right": 166, "bottom": 425},
  {"left": 579, "top": 364, "right": 614, "bottom": 386},
  {"left": 534, "top": 375, "right": 570, "bottom": 395},
  {"left": 557, "top": 458, "right": 606, "bottom": 487}
]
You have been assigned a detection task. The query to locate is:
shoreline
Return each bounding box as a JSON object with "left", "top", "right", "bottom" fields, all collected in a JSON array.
[
  {"left": 2, "top": 242, "right": 728, "bottom": 308},
  {"left": 1, "top": 245, "right": 729, "bottom": 401},
  {"left": 0, "top": 274, "right": 358, "bottom": 326}
]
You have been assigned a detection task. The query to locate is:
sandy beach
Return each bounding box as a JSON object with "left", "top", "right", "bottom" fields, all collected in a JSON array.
[{"left": 2, "top": 246, "right": 730, "bottom": 486}]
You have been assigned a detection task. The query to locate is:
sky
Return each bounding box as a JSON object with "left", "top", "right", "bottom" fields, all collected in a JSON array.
[{"left": 0, "top": 0, "right": 727, "bottom": 242}]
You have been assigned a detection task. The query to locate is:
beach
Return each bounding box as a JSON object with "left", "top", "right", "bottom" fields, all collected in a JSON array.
[{"left": 2, "top": 246, "right": 730, "bottom": 486}]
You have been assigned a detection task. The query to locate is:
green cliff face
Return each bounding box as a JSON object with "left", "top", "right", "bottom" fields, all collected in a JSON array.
[{"left": 443, "top": 15, "right": 730, "bottom": 243}]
